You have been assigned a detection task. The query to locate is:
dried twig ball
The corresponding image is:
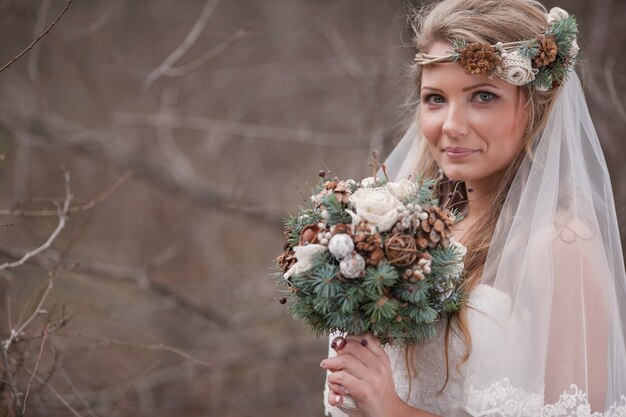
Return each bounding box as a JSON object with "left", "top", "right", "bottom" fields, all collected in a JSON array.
[{"left": 384, "top": 234, "right": 418, "bottom": 267}]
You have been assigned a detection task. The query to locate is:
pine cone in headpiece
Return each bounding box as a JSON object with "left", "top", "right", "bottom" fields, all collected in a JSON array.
[
  {"left": 534, "top": 34, "right": 558, "bottom": 68},
  {"left": 354, "top": 232, "right": 384, "bottom": 266},
  {"left": 459, "top": 43, "right": 501, "bottom": 76},
  {"left": 416, "top": 206, "right": 454, "bottom": 249}
]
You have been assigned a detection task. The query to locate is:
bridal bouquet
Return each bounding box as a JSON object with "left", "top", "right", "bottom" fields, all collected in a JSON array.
[{"left": 274, "top": 162, "right": 466, "bottom": 346}]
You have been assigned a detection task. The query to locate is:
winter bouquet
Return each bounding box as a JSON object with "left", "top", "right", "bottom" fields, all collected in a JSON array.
[{"left": 275, "top": 161, "right": 466, "bottom": 346}]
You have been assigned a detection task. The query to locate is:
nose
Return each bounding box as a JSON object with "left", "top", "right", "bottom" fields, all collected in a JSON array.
[{"left": 442, "top": 103, "right": 469, "bottom": 139}]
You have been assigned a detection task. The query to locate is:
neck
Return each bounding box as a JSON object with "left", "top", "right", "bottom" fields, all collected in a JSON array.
[{"left": 464, "top": 174, "right": 502, "bottom": 219}]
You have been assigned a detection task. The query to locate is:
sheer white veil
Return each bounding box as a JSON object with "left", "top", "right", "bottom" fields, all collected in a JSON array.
[{"left": 384, "top": 72, "right": 626, "bottom": 415}]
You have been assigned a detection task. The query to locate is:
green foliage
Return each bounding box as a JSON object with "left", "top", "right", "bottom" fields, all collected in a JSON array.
[
  {"left": 531, "top": 69, "right": 553, "bottom": 91},
  {"left": 549, "top": 15, "right": 578, "bottom": 52},
  {"left": 394, "top": 280, "right": 428, "bottom": 304},
  {"left": 429, "top": 245, "right": 464, "bottom": 278},
  {"left": 404, "top": 176, "right": 437, "bottom": 206},
  {"left": 309, "top": 177, "right": 326, "bottom": 196},
  {"left": 450, "top": 39, "right": 466, "bottom": 61},
  {"left": 320, "top": 193, "right": 352, "bottom": 226},
  {"left": 363, "top": 262, "right": 399, "bottom": 297},
  {"left": 517, "top": 39, "right": 539, "bottom": 59},
  {"left": 280, "top": 238, "right": 465, "bottom": 345},
  {"left": 284, "top": 206, "right": 321, "bottom": 247}
]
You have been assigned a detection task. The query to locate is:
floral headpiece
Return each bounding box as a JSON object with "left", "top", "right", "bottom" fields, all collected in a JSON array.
[{"left": 414, "top": 7, "right": 579, "bottom": 91}]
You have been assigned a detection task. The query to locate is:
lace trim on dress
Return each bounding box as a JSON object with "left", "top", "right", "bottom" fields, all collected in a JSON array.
[{"left": 465, "top": 378, "right": 626, "bottom": 417}]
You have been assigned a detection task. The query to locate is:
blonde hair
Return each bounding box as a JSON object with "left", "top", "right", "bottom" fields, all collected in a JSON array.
[{"left": 404, "top": 0, "right": 564, "bottom": 388}]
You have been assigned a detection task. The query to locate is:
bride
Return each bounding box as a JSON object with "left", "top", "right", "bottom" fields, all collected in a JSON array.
[{"left": 321, "top": 1, "right": 626, "bottom": 416}]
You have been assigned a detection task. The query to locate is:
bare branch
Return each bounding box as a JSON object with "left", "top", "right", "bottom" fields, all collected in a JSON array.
[
  {"left": 0, "top": 244, "right": 231, "bottom": 328},
  {"left": 324, "top": 24, "right": 365, "bottom": 81},
  {"left": 1, "top": 340, "right": 23, "bottom": 417},
  {"left": 0, "top": 169, "right": 73, "bottom": 272},
  {"left": 69, "top": 0, "right": 132, "bottom": 39},
  {"left": 27, "top": 0, "right": 52, "bottom": 83},
  {"left": 31, "top": 368, "right": 84, "bottom": 417},
  {"left": 0, "top": 171, "right": 132, "bottom": 217},
  {"left": 7, "top": 274, "right": 54, "bottom": 350},
  {"left": 0, "top": 112, "right": 285, "bottom": 224},
  {"left": 22, "top": 322, "right": 49, "bottom": 414},
  {"left": 114, "top": 112, "right": 366, "bottom": 148},
  {"left": 164, "top": 24, "right": 253, "bottom": 78},
  {"left": 143, "top": 0, "right": 220, "bottom": 87},
  {"left": 156, "top": 86, "right": 197, "bottom": 180},
  {"left": 58, "top": 366, "right": 99, "bottom": 417},
  {"left": 0, "top": 0, "right": 74, "bottom": 74},
  {"left": 55, "top": 332, "right": 211, "bottom": 368},
  {"left": 105, "top": 361, "right": 160, "bottom": 417}
]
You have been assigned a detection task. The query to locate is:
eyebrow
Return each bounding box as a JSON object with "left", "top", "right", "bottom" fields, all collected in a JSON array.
[{"left": 422, "top": 83, "right": 500, "bottom": 92}]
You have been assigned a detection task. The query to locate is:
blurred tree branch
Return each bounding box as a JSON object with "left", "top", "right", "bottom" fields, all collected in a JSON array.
[
  {"left": 0, "top": 0, "right": 73, "bottom": 74},
  {"left": 0, "top": 171, "right": 132, "bottom": 218},
  {"left": 144, "top": 0, "right": 221, "bottom": 88},
  {"left": 114, "top": 112, "right": 366, "bottom": 148},
  {"left": 0, "top": 169, "right": 72, "bottom": 273}
]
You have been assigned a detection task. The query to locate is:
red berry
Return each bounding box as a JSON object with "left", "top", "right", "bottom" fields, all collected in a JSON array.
[
  {"left": 318, "top": 170, "right": 326, "bottom": 178},
  {"left": 278, "top": 297, "right": 287, "bottom": 304}
]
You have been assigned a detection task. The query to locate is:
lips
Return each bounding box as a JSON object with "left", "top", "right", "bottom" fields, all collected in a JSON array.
[{"left": 443, "top": 147, "right": 479, "bottom": 159}]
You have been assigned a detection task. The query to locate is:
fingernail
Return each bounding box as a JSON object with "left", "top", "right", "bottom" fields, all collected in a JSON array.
[
  {"left": 335, "top": 395, "right": 342, "bottom": 403},
  {"left": 332, "top": 336, "right": 346, "bottom": 351},
  {"left": 320, "top": 360, "right": 326, "bottom": 368}
]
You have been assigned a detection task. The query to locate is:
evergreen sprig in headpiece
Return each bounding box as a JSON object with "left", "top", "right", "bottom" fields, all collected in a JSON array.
[{"left": 414, "top": 7, "right": 579, "bottom": 91}]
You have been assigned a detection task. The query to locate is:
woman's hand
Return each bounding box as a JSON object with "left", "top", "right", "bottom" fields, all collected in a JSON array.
[{"left": 321, "top": 333, "right": 412, "bottom": 417}]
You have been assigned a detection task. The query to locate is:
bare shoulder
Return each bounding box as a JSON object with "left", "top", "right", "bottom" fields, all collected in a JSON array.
[{"left": 553, "top": 213, "right": 596, "bottom": 245}]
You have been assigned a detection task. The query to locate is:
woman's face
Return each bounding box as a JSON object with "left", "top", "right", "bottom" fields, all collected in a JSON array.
[{"left": 419, "top": 41, "right": 529, "bottom": 188}]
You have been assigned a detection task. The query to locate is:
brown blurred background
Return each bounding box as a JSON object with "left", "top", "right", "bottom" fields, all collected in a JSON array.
[{"left": 0, "top": 0, "right": 623, "bottom": 416}]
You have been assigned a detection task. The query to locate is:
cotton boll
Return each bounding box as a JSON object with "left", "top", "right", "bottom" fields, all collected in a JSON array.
[
  {"left": 340, "top": 253, "right": 366, "bottom": 279},
  {"left": 328, "top": 234, "right": 354, "bottom": 259}
]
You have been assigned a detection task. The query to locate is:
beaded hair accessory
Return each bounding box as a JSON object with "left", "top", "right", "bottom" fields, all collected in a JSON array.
[{"left": 414, "top": 7, "right": 579, "bottom": 91}]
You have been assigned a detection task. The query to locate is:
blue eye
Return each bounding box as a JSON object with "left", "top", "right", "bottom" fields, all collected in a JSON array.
[
  {"left": 424, "top": 94, "right": 446, "bottom": 105},
  {"left": 474, "top": 91, "right": 496, "bottom": 103}
]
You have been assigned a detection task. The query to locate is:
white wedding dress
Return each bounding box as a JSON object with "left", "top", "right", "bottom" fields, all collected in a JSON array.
[
  {"left": 324, "top": 282, "right": 626, "bottom": 417},
  {"left": 323, "top": 284, "right": 525, "bottom": 417}
]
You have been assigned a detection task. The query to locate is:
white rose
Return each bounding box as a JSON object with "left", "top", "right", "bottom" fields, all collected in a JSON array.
[
  {"left": 386, "top": 179, "right": 416, "bottom": 202},
  {"left": 349, "top": 188, "right": 402, "bottom": 232},
  {"left": 283, "top": 244, "right": 327, "bottom": 280},
  {"left": 500, "top": 52, "right": 536, "bottom": 86},
  {"left": 546, "top": 7, "right": 569, "bottom": 24},
  {"left": 360, "top": 177, "right": 380, "bottom": 188}
]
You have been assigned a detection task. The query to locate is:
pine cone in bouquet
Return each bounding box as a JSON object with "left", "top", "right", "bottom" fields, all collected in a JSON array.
[
  {"left": 273, "top": 163, "right": 467, "bottom": 346},
  {"left": 353, "top": 222, "right": 384, "bottom": 267},
  {"left": 416, "top": 205, "right": 455, "bottom": 250}
]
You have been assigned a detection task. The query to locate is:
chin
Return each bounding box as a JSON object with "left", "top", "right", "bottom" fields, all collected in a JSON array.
[{"left": 441, "top": 166, "right": 474, "bottom": 182}]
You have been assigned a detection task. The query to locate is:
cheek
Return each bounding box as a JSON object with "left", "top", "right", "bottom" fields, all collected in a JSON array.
[
  {"left": 419, "top": 111, "right": 442, "bottom": 159},
  {"left": 487, "top": 111, "right": 527, "bottom": 157}
]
